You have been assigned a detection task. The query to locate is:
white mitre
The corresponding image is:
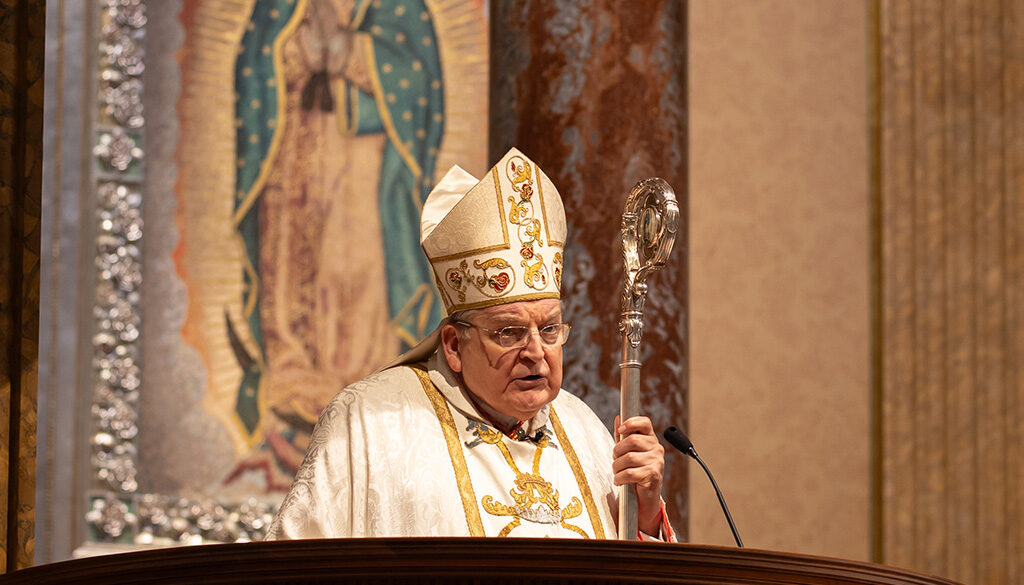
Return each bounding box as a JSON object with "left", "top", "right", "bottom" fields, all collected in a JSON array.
[
  {"left": 381, "top": 147, "right": 567, "bottom": 368},
  {"left": 423, "top": 147, "right": 566, "bottom": 312}
]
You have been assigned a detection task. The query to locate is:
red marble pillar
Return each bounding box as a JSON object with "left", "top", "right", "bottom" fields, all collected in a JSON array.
[{"left": 490, "top": 0, "right": 689, "bottom": 535}]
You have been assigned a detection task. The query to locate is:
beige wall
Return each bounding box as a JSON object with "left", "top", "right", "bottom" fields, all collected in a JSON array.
[{"left": 688, "top": 1, "right": 870, "bottom": 559}]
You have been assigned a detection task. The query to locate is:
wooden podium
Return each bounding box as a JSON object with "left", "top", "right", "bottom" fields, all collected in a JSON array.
[{"left": 0, "top": 539, "right": 962, "bottom": 584}]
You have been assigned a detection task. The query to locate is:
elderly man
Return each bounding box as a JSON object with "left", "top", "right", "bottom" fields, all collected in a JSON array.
[{"left": 266, "top": 148, "right": 671, "bottom": 540}]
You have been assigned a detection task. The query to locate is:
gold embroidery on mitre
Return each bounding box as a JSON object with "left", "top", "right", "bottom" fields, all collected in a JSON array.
[
  {"left": 444, "top": 258, "right": 515, "bottom": 303},
  {"left": 472, "top": 421, "right": 589, "bottom": 538},
  {"left": 505, "top": 156, "right": 550, "bottom": 291},
  {"left": 552, "top": 252, "right": 563, "bottom": 290}
]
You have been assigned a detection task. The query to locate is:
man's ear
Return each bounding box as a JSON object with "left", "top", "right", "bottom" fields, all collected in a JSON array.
[{"left": 440, "top": 323, "right": 463, "bottom": 373}]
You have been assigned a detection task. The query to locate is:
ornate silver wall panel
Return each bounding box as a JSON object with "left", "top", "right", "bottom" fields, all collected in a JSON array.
[
  {"left": 83, "top": 0, "right": 276, "bottom": 548},
  {"left": 87, "top": 0, "right": 147, "bottom": 543}
]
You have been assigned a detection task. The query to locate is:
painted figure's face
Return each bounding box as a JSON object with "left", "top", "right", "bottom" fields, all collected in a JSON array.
[{"left": 442, "top": 298, "right": 564, "bottom": 422}]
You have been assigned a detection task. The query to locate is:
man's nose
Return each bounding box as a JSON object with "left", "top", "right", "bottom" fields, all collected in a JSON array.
[{"left": 519, "top": 329, "right": 546, "bottom": 360}]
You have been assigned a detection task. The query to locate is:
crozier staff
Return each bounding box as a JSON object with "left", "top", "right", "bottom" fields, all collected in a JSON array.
[{"left": 266, "top": 148, "right": 673, "bottom": 540}]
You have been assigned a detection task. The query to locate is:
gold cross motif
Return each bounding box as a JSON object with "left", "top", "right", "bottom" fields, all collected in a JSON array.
[{"left": 470, "top": 423, "right": 589, "bottom": 538}]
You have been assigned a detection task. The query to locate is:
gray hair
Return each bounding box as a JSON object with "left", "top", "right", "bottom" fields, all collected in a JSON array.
[{"left": 446, "top": 308, "right": 483, "bottom": 340}]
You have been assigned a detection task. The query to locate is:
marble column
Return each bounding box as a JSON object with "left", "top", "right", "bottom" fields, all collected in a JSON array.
[{"left": 490, "top": 0, "right": 689, "bottom": 534}]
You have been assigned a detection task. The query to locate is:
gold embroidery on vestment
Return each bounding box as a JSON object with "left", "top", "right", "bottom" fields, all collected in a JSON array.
[
  {"left": 411, "top": 366, "right": 485, "bottom": 536},
  {"left": 475, "top": 418, "right": 589, "bottom": 538},
  {"left": 413, "top": 366, "right": 601, "bottom": 538},
  {"left": 550, "top": 407, "right": 608, "bottom": 539}
]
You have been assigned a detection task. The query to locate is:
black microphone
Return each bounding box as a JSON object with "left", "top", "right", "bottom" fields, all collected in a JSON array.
[{"left": 663, "top": 426, "right": 744, "bottom": 548}]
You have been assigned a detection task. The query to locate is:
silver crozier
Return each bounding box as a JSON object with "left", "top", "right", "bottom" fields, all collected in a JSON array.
[{"left": 617, "top": 177, "right": 679, "bottom": 539}]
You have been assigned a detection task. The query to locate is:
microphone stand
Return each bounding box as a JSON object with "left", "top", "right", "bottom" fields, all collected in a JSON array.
[{"left": 664, "top": 426, "right": 744, "bottom": 548}]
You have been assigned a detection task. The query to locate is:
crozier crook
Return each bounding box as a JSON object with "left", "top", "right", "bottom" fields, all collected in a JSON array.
[{"left": 617, "top": 177, "right": 679, "bottom": 539}]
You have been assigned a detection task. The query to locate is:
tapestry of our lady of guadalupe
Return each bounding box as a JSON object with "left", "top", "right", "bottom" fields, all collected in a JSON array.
[{"left": 170, "top": 0, "right": 488, "bottom": 501}]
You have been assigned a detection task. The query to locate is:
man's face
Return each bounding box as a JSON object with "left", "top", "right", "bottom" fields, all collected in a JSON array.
[{"left": 442, "top": 298, "right": 564, "bottom": 421}]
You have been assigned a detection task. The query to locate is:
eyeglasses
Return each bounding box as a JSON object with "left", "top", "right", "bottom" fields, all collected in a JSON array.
[{"left": 453, "top": 321, "right": 572, "bottom": 349}]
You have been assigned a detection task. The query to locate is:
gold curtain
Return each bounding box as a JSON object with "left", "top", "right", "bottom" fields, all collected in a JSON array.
[
  {"left": 0, "top": 0, "right": 44, "bottom": 573},
  {"left": 874, "top": 1, "right": 1024, "bottom": 583}
]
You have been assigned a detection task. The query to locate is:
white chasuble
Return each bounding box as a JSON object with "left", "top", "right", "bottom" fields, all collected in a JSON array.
[{"left": 266, "top": 354, "right": 620, "bottom": 539}]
